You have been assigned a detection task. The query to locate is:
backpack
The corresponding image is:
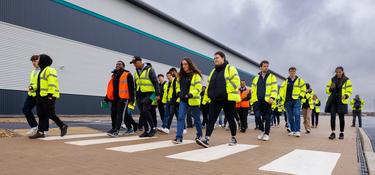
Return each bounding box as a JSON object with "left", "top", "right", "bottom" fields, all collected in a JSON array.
[{"left": 354, "top": 99, "right": 361, "bottom": 109}]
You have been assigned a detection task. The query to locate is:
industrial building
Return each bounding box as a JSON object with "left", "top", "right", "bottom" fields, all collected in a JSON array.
[{"left": 0, "top": 0, "right": 285, "bottom": 115}]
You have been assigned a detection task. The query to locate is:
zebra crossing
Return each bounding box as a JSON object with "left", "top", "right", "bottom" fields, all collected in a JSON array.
[{"left": 39, "top": 133, "right": 341, "bottom": 174}]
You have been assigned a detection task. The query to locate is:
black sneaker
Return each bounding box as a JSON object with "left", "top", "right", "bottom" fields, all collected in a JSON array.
[
  {"left": 139, "top": 131, "right": 149, "bottom": 138},
  {"left": 147, "top": 129, "right": 157, "bottom": 137},
  {"left": 287, "top": 128, "right": 291, "bottom": 133},
  {"left": 240, "top": 129, "right": 246, "bottom": 133},
  {"left": 108, "top": 130, "right": 119, "bottom": 138},
  {"left": 228, "top": 137, "right": 237, "bottom": 146},
  {"left": 329, "top": 132, "right": 336, "bottom": 140},
  {"left": 107, "top": 129, "right": 115, "bottom": 134},
  {"left": 306, "top": 130, "right": 310, "bottom": 134},
  {"left": 196, "top": 139, "right": 209, "bottom": 148},
  {"left": 29, "top": 131, "right": 45, "bottom": 139},
  {"left": 172, "top": 138, "right": 183, "bottom": 144},
  {"left": 339, "top": 133, "right": 344, "bottom": 140},
  {"left": 133, "top": 123, "right": 138, "bottom": 133},
  {"left": 351, "top": 124, "right": 355, "bottom": 127},
  {"left": 60, "top": 124, "right": 68, "bottom": 137}
]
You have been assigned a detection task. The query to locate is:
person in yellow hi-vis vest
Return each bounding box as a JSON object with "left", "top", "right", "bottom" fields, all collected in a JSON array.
[
  {"left": 172, "top": 58, "right": 203, "bottom": 144},
  {"left": 279, "top": 67, "right": 306, "bottom": 137},
  {"left": 130, "top": 56, "right": 160, "bottom": 138},
  {"left": 196, "top": 51, "right": 241, "bottom": 148},
  {"left": 29, "top": 54, "right": 68, "bottom": 139},
  {"left": 350, "top": 94, "right": 364, "bottom": 127},
  {"left": 311, "top": 94, "right": 321, "bottom": 128},
  {"left": 326, "top": 66, "right": 353, "bottom": 140},
  {"left": 301, "top": 83, "right": 315, "bottom": 134},
  {"left": 250, "top": 60, "right": 278, "bottom": 141}
]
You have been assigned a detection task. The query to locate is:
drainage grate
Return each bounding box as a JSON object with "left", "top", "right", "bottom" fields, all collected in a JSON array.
[{"left": 357, "top": 128, "right": 369, "bottom": 175}]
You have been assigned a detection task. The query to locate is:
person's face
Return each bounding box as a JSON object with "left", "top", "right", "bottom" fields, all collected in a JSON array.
[
  {"left": 158, "top": 76, "right": 164, "bottom": 83},
  {"left": 182, "top": 60, "right": 190, "bottom": 72},
  {"left": 240, "top": 81, "right": 246, "bottom": 87},
  {"left": 116, "top": 61, "right": 124, "bottom": 70},
  {"left": 313, "top": 95, "right": 317, "bottom": 100},
  {"left": 289, "top": 69, "right": 296, "bottom": 77},
  {"left": 167, "top": 74, "right": 173, "bottom": 81},
  {"left": 134, "top": 61, "right": 143, "bottom": 69},
  {"left": 261, "top": 63, "right": 269, "bottom": 72},
  {"left": 214, "top": 54, "right": 224, "bottom": 66},
  {"left": 32, "top": 58, "right": 39, "bottom": 68},
  {"left": 335, "top": 69, "right": 343, "bottom": 78}
]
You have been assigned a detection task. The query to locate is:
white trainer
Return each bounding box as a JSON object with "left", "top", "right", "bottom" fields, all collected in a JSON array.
[
  {"left": 163, "top": 128, "right": 170, "bottom": 134},
  {"left": 183, "top": 129, "right": 187, "bottom": 134},
  {"left": 288, "top": 132, "right": 294, "bottom": 136},
  {"left": 257, "top": 132, "right": 265, "bottom": 140},
  {"left": 295, "top": 132, "right": 301, "bottom": 137},
  {"left": 26, "top": 127, "right": 38, "bottom": 136},
  {"left": 262, "top": 134, "right": 270, "bottom": 141}
]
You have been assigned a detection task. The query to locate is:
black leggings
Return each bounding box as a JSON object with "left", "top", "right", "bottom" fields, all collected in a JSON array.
[
  {"left": 206, "top": 100, "right": 237, "bottom": 137},
  {"left": 330, "top": 113, "right": 345, "bottom": 132}
]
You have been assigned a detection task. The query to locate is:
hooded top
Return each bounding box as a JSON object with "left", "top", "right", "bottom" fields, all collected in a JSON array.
[
  {"left": 38, "top": 54, "right": 53, "bottom": 70},
  {"left": 208, "top": 60, "right": 228, "bottom": 101},
  {"left": 36, "top": 54, "right": 53, "bottom": 97}
]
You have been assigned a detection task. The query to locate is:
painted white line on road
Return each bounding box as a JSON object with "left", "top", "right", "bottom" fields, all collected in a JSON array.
[
  {"left": 107, "top": 140, "right": 195, "bottom": 153},
  {"left": 65, "top": 136, "right": 155, "bottom": 146},
  {"left": 166, "top": 144, "right": 258, "bottom": 162},
  {"left": 259, "top": 149, "right": 341, "bottom": 175},
  {"left": 39, "top": 133, "right": 107, "bottom": 141}
]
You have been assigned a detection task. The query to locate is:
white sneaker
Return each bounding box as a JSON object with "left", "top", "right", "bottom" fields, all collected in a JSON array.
[
  {"left": 288, "top": 132, "right": 294, "bottom": 136},
  {"left": 26, "top": 127, "right": 38, "bottom": 136},
  {"left": 262, "top": 134, "right": 270, "bottom": 141},
  {"left": 44, "top": 131, "right": 48, "bottom": 136},
  {"left": 121, "top": 124, "right": 126, "bottom": 130},
  {"left": 295, "top": 132, "right": 301, "bottom": 137},
  {"left": 183, "top": 129, "right": 187, "bottom": 134},
  {"left": 257, "top": 132, "right": 265, "bottom": 140},
  {"left": 163, "top": 128, "right": 170, "bottom": 134}
]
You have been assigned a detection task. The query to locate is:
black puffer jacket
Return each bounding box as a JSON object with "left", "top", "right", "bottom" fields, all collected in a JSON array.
[{"left": 208, "top": 61, "right": 228, "bottom": 101}]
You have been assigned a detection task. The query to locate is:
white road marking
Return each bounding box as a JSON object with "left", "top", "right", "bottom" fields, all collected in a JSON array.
[
  {"left": 259, "top": 149, "right": 341, "bottom": 175},
  {"left": 166, "top": 144, "right": 258, "bottom": 162},
  {"left": 106, "top": 140, "right": 195, "bottom": 153},
  {"left": 39, "top": 133, "right": 107, "bottom": 141},
  {"left": 65, "top": 136, "right": 155, "bottom": 146}
]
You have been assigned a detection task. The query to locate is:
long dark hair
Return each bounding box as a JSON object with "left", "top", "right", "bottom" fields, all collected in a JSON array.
[
  {"left": 179, "top": 57, "right": 202, "bottom": 77},
  {"left": 334, "top": 66, "right": 348, "bottom": 86}
]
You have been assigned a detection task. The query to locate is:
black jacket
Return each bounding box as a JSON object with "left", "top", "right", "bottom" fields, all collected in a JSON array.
[
  {"left": 208, "top": 61, "right": 228, "bottom": 101},
  {"left": 36, "top": 54, "right": 53, "bottom": 98}
]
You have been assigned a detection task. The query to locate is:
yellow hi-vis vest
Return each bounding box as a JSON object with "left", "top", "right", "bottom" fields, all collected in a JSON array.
[
  {"left": 279, "top": 77, "right": 306, "bottom": 105},
  {"left": 39, "top": 66, "right": 60, "bottom": 98},
  {"left": 272, "top": 95, "right": 283, "bottom": 112},
  {"left": 250, "top": 73, "right": 278, "bottom": 105},
  {"left": 204, "top": 64, "right": 241, "bottom": 102},
  {"left": 28, "top": 69, "right": 39, "bottom": 97},
  {"left": 326, "top": 79, "right": 352, "bottom": 104},
  {"left": 302, "top": 90, "right": 315, "bottom": 109},
  {"left": 313, "top": 98, "right": 321, "bottom": 113},
  {"left": 176, "top": 73, "right": 202, "bottom": 106},
  {"left": 350, "top": 98, "right": 364, "bottom": 111},
  {"left": 135, "top": 67, "right": 155, "bottom": 93},
  {"left": 162, "top": 78, "right": 180, "bottom": 104}
]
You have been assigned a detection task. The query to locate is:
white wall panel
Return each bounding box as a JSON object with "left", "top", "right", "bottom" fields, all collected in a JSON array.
[{"left": 0, "top": 22, "right": 206, "bottom": 96}]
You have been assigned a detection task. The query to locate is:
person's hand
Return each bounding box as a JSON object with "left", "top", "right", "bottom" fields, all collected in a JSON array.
[
  {"left": 268, "top": 98, "right": 274, "bottom": 104},
  {"left": 330, "top": 83, "right": 336, "bottom": 89},
  {"left": 342, "top": 95, "right": 348, "bottom": 100},
  {"left": 157, "top": 96, "right": 160, "bottom": 100},
  {"left": 28, "top": 86, "right": 33, "bottom": 91},
  {"left": 187, "top": 93, "right": 193, "bottom": 98}
]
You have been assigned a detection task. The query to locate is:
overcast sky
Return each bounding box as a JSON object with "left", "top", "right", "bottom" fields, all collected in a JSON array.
[{"left": 143, "top": 0, "right": 375, "bottom": 112}]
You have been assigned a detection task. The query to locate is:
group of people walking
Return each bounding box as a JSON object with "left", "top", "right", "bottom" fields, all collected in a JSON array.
[{"left": 23, "top": 51, "right": 365, "bottom": 146}]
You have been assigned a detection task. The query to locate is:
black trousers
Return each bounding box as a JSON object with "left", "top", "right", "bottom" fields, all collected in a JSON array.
[
  {"left": 138, "top": 100, "right": 155, "bottom": 131},
  {"left": 151, "top": 105, "right": 157, "bottom": 127},
  {"left": 330, "top": 106, "right": 345, "bottom": 132},
  {"left": 201, "top": 104, "right": 209, "bottom": 126},
  {"left": 352, "top": 110, "right": 362, "bottom": 127},
  {"left": 237, "top": 107, "right": 249, "bottom": 130},
  {"left": 36, "top": 97, "right": 64, "bottom": 132},
  {"left": 206, "top": 100, "right": 237, "bottom": 137},
  {"left": 253, "top": 100, "right": 272, "bottom": 135},
  {"left": 311, "top": 112, "right": 319, "bottom": 127},
  {"left": 111, "top": 100, "right": 129, "bottom": 131},
  {"left": 272, "top": 110, "right": 280, "bottom": 126},
  {"left": 22, "top": 95, "right": 38, "bottom": 128},
  {"left": 224, "top": 110, "right": 240, "bottom": 127},
  {"left": 124, "top": 109, "right": 137, "bottom": 130}
]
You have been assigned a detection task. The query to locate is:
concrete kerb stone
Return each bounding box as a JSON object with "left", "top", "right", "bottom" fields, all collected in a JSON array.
[{"left": 359, "top": 127, "right": 375, "bottom": 174}]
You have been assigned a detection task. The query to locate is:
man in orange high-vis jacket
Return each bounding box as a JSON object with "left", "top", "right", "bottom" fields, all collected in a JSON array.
[
  {"left": 236, "top": 80, "right": 251, "bottom": 133},
  {"left": 105, "top": 60, "right": 135, "bottom": 137}
]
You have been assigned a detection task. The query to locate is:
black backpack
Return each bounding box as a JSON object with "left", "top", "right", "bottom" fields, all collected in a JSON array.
[{"left": 354, "top": 99, "right": 361, "bottom": 109}]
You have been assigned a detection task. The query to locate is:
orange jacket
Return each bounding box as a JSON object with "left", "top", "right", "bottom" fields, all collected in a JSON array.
[
  {"left": 236, "top": 87, "right": 251, "bottom": 108},
  {"left": 106, "top": 72, "right": 130, "bottom": 100}
]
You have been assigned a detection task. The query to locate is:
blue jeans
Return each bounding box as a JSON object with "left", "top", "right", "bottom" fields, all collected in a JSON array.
[
  {"left": 285, "top": 99, "right": 301, "bottom": 132},
  {"left": 176, "top": 101, "right": 202, "bottom": 139},
  {"left": 162, "top": 103, "right": 171, "bottom": 128}
]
